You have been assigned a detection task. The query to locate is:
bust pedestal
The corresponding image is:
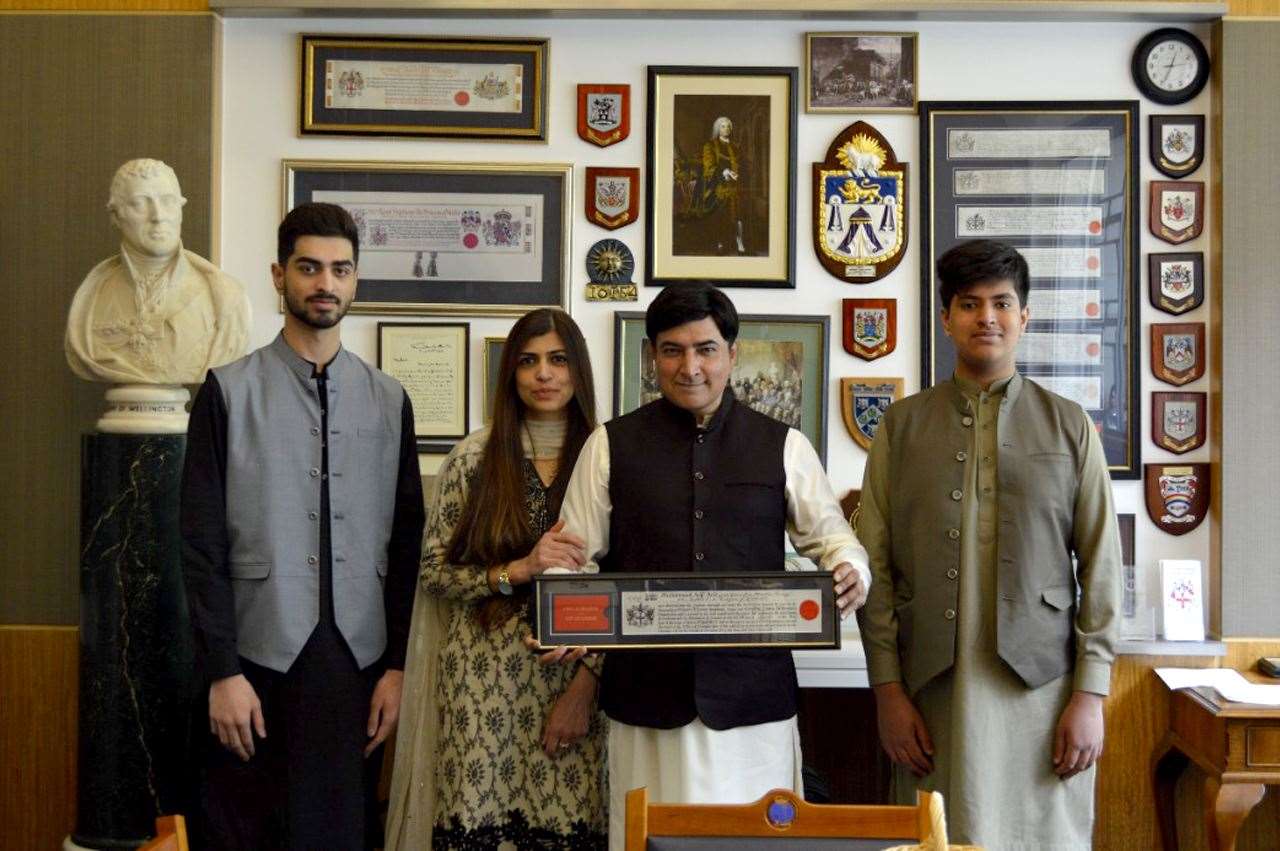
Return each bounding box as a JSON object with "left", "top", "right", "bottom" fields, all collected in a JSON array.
[{"left": 69, "top": 433, "right": 197, "bottom": 849}]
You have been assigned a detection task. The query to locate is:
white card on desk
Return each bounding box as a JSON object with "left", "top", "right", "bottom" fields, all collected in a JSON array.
[{"left": 1160, "top": 559, "right": 1205, "bottom": 641}]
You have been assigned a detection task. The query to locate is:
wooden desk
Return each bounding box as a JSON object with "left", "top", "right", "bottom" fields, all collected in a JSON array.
[{"left": 1154, "top": 686, "right": 1279, "bottom": 851}]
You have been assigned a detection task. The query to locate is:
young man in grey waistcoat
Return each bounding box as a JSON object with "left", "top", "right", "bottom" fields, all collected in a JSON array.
[
  {"left": 181, "top": 203, "right": 424, "bottom": 850},
  {"left": 856, "top": 239, "right": 1120, "bottom": 849}
]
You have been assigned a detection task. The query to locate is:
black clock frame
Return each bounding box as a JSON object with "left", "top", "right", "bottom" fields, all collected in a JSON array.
[{"left": 1132, "top": 28, "right": 1210, "bottom": 106}]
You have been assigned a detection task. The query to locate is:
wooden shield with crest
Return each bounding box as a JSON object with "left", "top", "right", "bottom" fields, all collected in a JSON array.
[
  {"left": 1150, "top": 323, "right": 1205, "bottom": 386},
  {"left": 1148, "top": 252, "right": 1204, "bottom": 315},
  {"left": 1145, "top": 463, "right": 1209, "bottom": 535},
  {"left": 840, "top": 377, "right": 902, "bottom": 450},
  {"left": 842, "top": 299, "right": 897, "bottom": 361},
  {"left": 1150, "top": 114, "right": 1204, "bottom": 178},
  {"left": 1151, "top": 392, "right": 1205, "bottom": 454}
]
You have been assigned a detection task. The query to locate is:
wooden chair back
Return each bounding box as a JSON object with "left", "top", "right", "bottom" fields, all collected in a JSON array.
[
  {"left": 137, "top": 815, "right": 189, "bottom": 851},
  {"left": 625, "top": 787, "right": 939, "bottom": 850}
]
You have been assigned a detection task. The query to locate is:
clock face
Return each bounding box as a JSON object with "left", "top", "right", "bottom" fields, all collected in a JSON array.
[{"left": 1146, "top": 40, "right": 1200, "bottom": 93}]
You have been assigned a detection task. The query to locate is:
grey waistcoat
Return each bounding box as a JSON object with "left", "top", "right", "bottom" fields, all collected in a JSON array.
[
  {"left": 212, "top": 333, "right": 404, "bottom": 672},
  {"left": 881, "top": 375, "right": 1089, "bottom": 694}
]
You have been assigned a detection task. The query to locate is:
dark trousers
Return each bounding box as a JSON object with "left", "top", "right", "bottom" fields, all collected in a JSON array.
[{"left": 195, "top": 624, "right": 384, "bottom": 851}]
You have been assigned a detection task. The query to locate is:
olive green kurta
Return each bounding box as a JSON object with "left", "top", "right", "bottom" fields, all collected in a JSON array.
[{"left": 860, "top": 376, "right": 1114, "bottom": 850}]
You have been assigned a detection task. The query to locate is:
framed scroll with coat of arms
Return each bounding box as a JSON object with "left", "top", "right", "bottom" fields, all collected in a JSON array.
[{"left": 919, "top": 101, "right": 1140, "bottom": 478}]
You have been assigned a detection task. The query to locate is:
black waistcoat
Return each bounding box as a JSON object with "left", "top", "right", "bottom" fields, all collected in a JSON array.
[{"left": 600, "top": 391, "right": 794, "bottom": 730}]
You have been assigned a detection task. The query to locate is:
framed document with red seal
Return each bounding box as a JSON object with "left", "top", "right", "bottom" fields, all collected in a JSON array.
[{"left": 533, "top": 572, "right": 839, "bottom": 651}]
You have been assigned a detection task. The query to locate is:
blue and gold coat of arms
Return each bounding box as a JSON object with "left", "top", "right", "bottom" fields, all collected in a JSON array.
[
  {"left": 813, "top": 121, "right": 908, "bottom": 284},
  {"left": 840, "top": 377, "right": 904, "bottom": 450}
]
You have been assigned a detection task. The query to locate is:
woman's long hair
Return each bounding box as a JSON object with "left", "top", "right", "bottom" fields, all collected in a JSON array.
[{"left": 446, "top": 308, "right": 598, "bottom": 569}]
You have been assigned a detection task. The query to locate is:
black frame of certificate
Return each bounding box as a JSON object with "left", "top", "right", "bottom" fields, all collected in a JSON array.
[
  {"left": 612, "top": 311, "right": 830, "bottom": 464},
  {"left": 376, "top": 321, "right": 470, "bottom": 453},
  {"left": 533, "top": 572, "right": 839, "bottom": 651},
  {"left": 283, "top": 159, "right": 571, "bottom": 317},
  {"left": 645, "top": 65, "right": 799, "bottom": 289},
  {"left": 919, "top": 100, "right": 1141, "bottom": 479},
  {"left": 299, "top": 34, "right": 549, "bottom": 140}
]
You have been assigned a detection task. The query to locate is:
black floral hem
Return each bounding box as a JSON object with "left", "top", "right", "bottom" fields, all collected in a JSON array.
[{"left": 432, "top": 809, "right": 607, "bottom": 850}]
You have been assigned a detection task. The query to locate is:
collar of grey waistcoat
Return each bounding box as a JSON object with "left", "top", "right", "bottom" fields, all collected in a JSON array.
[
  {"left": 269, "top": 331, "right": 350, "bottom": 383},
  {"left": 945, "top": 371, "right": 1023, "bottom": 414}
]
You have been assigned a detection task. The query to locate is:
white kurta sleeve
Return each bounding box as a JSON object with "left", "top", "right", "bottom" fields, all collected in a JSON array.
[
  {"left": 782, "top": 429, "right": 871, "bottom": 591},
  {"left": 556, "top": 424, "right": 612, "bottom": 573}
]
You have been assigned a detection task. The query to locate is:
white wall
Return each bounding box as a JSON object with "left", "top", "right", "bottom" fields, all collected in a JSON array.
[{"left": 219, "top": 15, "right": 1214, "bottom": 626}]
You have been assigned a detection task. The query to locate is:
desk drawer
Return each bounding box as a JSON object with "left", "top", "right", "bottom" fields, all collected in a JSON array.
[{"left": 1246, "top": 727, "right": 1280, "bottom": 767}]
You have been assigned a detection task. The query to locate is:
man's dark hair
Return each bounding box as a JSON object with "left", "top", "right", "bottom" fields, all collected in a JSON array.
[
  {"left": 645, "top": 282, "right": 739, "bottom": 344},
  {"left": 937, "top": 239, "right": 1030, "bottom": 307},
  {"left": 277, "top": 202, "right": 360, "bottom": 266}
]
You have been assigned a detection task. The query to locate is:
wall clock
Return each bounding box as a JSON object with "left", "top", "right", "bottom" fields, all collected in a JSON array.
[{"left": 1132, "top": 28, "right": 1210, "bottom": 105}]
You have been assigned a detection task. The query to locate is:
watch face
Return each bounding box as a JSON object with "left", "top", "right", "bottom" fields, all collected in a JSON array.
[{"left": 1146, "top": 40, "right": 1200, "bottom": 92}]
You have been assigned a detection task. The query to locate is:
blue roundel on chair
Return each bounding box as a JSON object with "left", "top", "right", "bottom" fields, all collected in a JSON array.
[{"left": 766, "top": 797, "right": 797, "bottom": 829}]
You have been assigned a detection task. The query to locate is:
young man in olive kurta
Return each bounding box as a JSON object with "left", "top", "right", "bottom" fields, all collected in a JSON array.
[{"left": 855, "top": 240, "right": 1121, "bottom": 850}]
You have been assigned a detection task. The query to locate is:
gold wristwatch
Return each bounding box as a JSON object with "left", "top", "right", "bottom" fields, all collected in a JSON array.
[{"left": 496, "top": 566, "right": 514, "bottom": 596}]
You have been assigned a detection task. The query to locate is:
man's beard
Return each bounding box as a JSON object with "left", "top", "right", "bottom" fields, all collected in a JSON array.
[{"left": 284, "top": 289, "right": 349, "bottom": 329}]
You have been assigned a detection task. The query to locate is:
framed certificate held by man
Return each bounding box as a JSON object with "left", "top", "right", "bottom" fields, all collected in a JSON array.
[{"left": 533, "top": 572, "right": 839, "bottom": 652}]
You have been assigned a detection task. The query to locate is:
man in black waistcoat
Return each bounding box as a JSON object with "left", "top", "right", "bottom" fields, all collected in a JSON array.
[{"left": 556, "top": 283, "right": 870, "bottom": 850}]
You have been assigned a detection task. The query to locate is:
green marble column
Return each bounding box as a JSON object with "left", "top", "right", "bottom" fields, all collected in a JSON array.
[{"left": 74, "top": 434, "right": 196, "bottom": 849}]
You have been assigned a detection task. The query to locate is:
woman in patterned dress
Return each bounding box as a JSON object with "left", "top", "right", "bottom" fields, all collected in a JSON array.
[{"left": 386, "top": 308, "right": 607, "bottom": 850}]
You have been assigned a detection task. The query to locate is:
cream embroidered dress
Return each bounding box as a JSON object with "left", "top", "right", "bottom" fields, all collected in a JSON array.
[{"left": 386, "top": 425, "right": 607, "bottom": 851}]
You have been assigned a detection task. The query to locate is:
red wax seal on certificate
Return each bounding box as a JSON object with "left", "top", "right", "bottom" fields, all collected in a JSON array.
[
  {"left": 1087, "top": 342, "right": 1101, "bottom": 357},
  {"left": 454, "top": 90, "right": 470, "bottom": 106},
  {"left": 1086, "top": 302, "right": 1100, "bottom": 317},
  {"left": 1086, "top": 255, "right": 1100, "bottom": 270},
  {"left": 462, "top": 233, "right": 479, "bottom": 249},
  {"left": 798, "top": 599, "right": 820, "bottom": 621},
  {"left": 1088, "top": 220, "right": 1102, "bottom": 234},
  {"left": 552, "top": 594, "right": 612, "bottom": 634}
]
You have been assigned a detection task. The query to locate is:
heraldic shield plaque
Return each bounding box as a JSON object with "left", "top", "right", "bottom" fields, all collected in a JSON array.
[
  {"left": 532, "top": 572, "right": 839, "bottom": 651},
  {"left": 578, "top": 84, "right": 630, "bottom": 147},
  {"left": 585, "top": 166, "right": 639, "bottom": 230},
  {"left": 1152, "top": 391, "right": 1206, "bottom": 454},
  {"left": 841, "top": 377, "right": 903, "bottom": 450},
  {"left": 1151, "top": 322, "right": 1205, "bottom": 386},
  {"left": 1145, "top": 463, "right": 1209, "bottom": 535},
  {"left": 813, "top": 121, "right": 907, "bottom": 283},
  {"left": 1149, "top": 252, "right": 1204, "bottom": 315},
  {"left": 1150, "top": 114, "right": 1204, "bottom": 178},
  {"left": 1150, "top": 180, "right": 1204, "bottom": 245},
  {"left": 842, "top": 298, "right": 897, "bottom": 361}
]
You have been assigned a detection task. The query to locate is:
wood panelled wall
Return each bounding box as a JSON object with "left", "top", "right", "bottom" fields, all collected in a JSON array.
[
  {"left": 0, "top": 14, "right": 215, "bottom": 625},
  {"left": 0, "top": 627, "right": 78, "bottom": 851}
]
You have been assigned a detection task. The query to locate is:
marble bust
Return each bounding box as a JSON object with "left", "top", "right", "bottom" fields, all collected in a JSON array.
[{"left": 65, "top": 159, "right": 250, "bottom": 386}]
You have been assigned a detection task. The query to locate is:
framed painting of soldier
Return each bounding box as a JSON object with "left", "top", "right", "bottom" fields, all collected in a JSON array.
[
  {"left": 645, "top": 66, "right": 798, "bottom": 289},
  {"left": 805, "top": 32, "right": 918, "bottom": 114},
  {"left": 918, "top": 100, "right": 1141, "bottom": 479},
  {"left": 283, "top": 159, "right": 571, "bottom": 317}
]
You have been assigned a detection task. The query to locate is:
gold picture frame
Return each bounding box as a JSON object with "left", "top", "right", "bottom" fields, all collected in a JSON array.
[
  {"left": 645, "top": 66, "right": 798, "bottom": 289},
  {"left": 300, "top": 34, "right": 549, "bottom": 140}
]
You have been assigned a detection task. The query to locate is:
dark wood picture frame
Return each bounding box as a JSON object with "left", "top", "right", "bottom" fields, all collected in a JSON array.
[{"left": 919, "top": 100, "right": 1140, "bottom": 478}]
